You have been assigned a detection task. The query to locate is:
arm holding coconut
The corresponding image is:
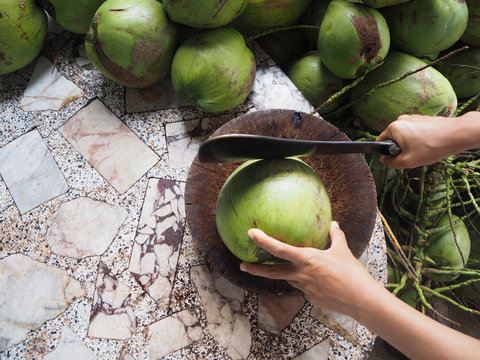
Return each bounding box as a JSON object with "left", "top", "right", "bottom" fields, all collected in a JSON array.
[
  {"left": 240, "top": 222, "right": 480, "bottom": 360},
  {"left": 377, "top": 111, "right": 480, "bottom": 169}
]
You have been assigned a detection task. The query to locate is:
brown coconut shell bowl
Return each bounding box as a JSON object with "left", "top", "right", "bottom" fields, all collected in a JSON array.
[{"left": 185, "top": 109, "right": 377, "bottom": 295}]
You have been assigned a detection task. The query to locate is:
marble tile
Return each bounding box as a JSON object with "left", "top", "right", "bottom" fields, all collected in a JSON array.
[
  {"left": 20, "top": 57, "right": 83, "bottom": 111},
  {"left": 129, "top": 178, "right": 185, "bottom": 307},
  {"left": 0, "top": 254, "right": 85, "bottom": 352},
  {"left": 87, "top": 262, "right": 137, "bottom": 340},
  {"left": 293, "top": 340, "right": 331, "bottom": 360},
  {"left": 126, "top": 77, "right": 189, "bottom": 113},
  {"left": 147, "top": 308, "right": 203, "bottom": 359},
  {"left": 165, "top": 114, "right": 233, "bottom": 172},
  {"left": 191, "top": 265, "right": 252, "bottom": 360},
  {"left": 43, "top": 327, "right": 95, "bottom": 360},
  {"left": 257, "top": 294, "right": 306, "bottom": 335},
  {"left": 47, "top": 197, "right": 128, "bottom": 258},
  {"left": 0, "top": 129, "right": 69, "bottom": 214},
  {"left": 249, "top": 58, "right": 314, "bottom": 113},
  {"left": 311, "top": 306, "right": 359, "bottom": 346},
  {"left": 59, "top": 99, "right": 160, "bottom": 194}
]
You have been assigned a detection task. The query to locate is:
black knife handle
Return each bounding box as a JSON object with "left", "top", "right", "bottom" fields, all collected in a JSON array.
[{"left": 382, "top": 139, "right": 402, "bottom": 157}]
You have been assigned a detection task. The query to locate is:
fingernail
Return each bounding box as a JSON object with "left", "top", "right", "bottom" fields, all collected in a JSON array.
[
  {"left": 332, "top": 221, "right": 339, "bottom": 229},
  {"left": 247, "top": 229, "right": 255, "bottom": 240},
  {"left": 240, "top": 263, "right": 247, "bottom": 272}
]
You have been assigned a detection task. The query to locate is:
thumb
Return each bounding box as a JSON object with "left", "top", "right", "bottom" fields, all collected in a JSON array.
[{"left": 329, "top": 221, "right": 348, "bottom": 250}]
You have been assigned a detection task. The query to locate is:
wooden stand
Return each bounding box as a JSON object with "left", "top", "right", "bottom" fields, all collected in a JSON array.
[{"left": 185, "top": 109, "right": 378, "bottom": 295}]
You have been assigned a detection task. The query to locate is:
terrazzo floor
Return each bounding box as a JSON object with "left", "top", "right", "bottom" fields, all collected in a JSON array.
[{"left": 0, "top": 21, "right": 388, "bottom": 360}]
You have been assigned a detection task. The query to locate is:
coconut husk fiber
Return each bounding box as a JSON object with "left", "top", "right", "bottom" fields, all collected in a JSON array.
[{"left": 184, "top": 109, "right": 378, "bottom": 295}]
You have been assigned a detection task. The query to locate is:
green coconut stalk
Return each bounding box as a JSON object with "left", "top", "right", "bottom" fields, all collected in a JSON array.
[
  {"left": 424, "top": 214, "right": 471, "bottom": 282},
  {"left": 383, "top": 0, "right": 469, "bottom": 56},
  {"left": 37, "top": 0, "right": 105, "bottom": 34},
  {"left": 287, "top": 51, "right": 347, "bottom": 112},
  {"left": 361, "top": 0, "right": 410, "bottom": 7},
  {"left": 461, "top": 0, "right": 480, "bottom": 47},
  {"left": 435, "top": 47, "right": 480, "bottom": 99},
  {"left": 232, "top": 0, "right": 312, "bottom": 35},
  {"left": 0, "top": 0, "right": 47, "bottom": 75},
  {"left": 350, "top": 51, "right": 457, "bottom": 132},
  {"left": 317, "top": 0, "right": 390, "bottom": 79},
  {"left": 171, "top": 27, "right": 256, "bottom": 113},
  {"left": 163, "top": 0, "right": 248, "bottom": 29},
  {"left": 85, "top": 0, "right": 178, "bottom": 88}
]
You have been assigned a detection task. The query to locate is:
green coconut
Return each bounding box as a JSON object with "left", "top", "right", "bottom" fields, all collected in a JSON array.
[
  {"left": 163, "top": 0, "right": 248, "bottom": 29},
  {"left": 461, "top": 0, "right": 480, "bottom": 46},
  {"left": 424, "top": 214, "right": 471, "bottom": 282},
  {"left": 361, "top": 0, "right": 410, "bottom": 7},
  {"left": 232, "top": 0, "right": 312, "bottom": 35},
  {"left": 37, "top": 0, "right": 105, "bottom": 34},
  {"left": 171, "top": 27, "right": 255, "bottom": 113},
  {"left": 383, "top": 0, "right": 468, "bottom": 56},
  {"left": 317, "top": 0, "right": 390, "bottom": 79},
  {"left": 216, "top": 158, "right": 332, "bottom": 263},
  {"left": 85, "top": 0, "right": 178, "bottom": 88},
  {"left": 0, "top": 0, "right": 47, "bottom": 75},
  {"left": 350, "top": 51, "right": 457, "bottom": 132},
  {"left": 435, "top": 47, "right": 480, "bottom": 99},
  {"left": 287, "top": 51, "right": 347, "bottom": 112}
]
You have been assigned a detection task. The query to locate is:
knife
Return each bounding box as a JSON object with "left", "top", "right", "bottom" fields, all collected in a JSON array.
[{"left": 198, "top": 134, "right": 402, "bottom": 163}]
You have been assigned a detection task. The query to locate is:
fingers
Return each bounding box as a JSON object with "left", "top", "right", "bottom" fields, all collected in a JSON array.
[
  {"left": 376, "top": 129, "right": 391, "bottom": 142},
  {"left": 240, "top": 262, "right": 297, "bottom": 281},
  {"left": 247, "top": 228, "right": 304, "bottom": 262}
]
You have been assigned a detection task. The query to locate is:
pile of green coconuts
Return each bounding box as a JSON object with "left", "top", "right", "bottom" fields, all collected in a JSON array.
[
  {"left": 1, "top": 0, "right": 478, "bottom": 122},
  {"left": 2, "top": 0, "right": 480, "bottom": 315}
]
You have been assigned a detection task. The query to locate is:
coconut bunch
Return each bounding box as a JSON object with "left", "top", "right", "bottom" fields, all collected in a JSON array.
[{"left": 281, "top": 0, "right": 479, "bottom": 131}]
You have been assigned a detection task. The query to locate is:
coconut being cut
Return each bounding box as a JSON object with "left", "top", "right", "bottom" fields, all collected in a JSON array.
[
  {"left": 216, "top": 157, "right": 332, "bottom": 264},
  {"left": 185, "top": 109, "right": 378, "bottom": 294}
]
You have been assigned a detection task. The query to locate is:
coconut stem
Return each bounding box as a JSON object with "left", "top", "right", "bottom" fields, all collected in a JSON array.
[
  {"left": 433, "top": 278, "right": 480, "bottom": 294},
  {"left": 381, "top": 211, "right": 420, "bottom": 282},
  {"left": 446, "top": 172, "right": 467, "bottom": 267},
  {"left": 326, "top": 45, "right": 470, "bottom": 119},
  {"left": 455, "top": 92, "right": 480, "bottom": 116},
  {"left": 311, "top": 72, "right": 368, "bottom": 115},
  {"left": 420, "top": 284, "right": 480, "bottom": 318}
]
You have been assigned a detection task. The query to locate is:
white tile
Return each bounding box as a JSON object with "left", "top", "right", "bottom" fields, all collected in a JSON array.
[
  {"left": 59, "top": 99, "right": 160, "bottom": 194},
  {"left": 0, "top": 129, "right": 69, "bottom": 214},
  {"left": 43, "top": 327, "right": 94, "bottom": 360},
  {"left": 0, "top": 254, "right": 85, "bottom": 351},
  {"left": 47, "top": 197, "right": 127, "bottom": 258},
  {"left": 147, "top": 309, "right": 202, "bottom": 359},
  {"left": 20, "top": 57, "right": 83, "bottom": 111}
]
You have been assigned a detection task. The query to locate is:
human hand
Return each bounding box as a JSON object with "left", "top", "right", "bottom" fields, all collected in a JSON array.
[
  {"left": 240, "top": 222, "right": 380, "bottom": 316},
  {"left": 377, "top": 114, "right": 466, "bottom": 169}
]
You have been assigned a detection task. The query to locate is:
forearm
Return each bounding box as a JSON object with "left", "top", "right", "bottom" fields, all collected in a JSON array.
[
  {"left": 351, "top": 279, "right": 480, "bottom": 360},
  {"left": 452, "top": 111, "right": 480, "bottom": 153}
]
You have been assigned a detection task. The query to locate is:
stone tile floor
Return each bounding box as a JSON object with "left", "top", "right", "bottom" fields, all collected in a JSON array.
[{"left": 0, "top": 23, "right": 388, "bottom": 360}]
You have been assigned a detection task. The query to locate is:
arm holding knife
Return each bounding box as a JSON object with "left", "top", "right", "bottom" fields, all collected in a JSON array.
[
  {"left": 377, "top": 111, "right": 480, "bottom": 169},
  {"left": 240, "top": 110, "right": 480, "bottom": 360}
]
